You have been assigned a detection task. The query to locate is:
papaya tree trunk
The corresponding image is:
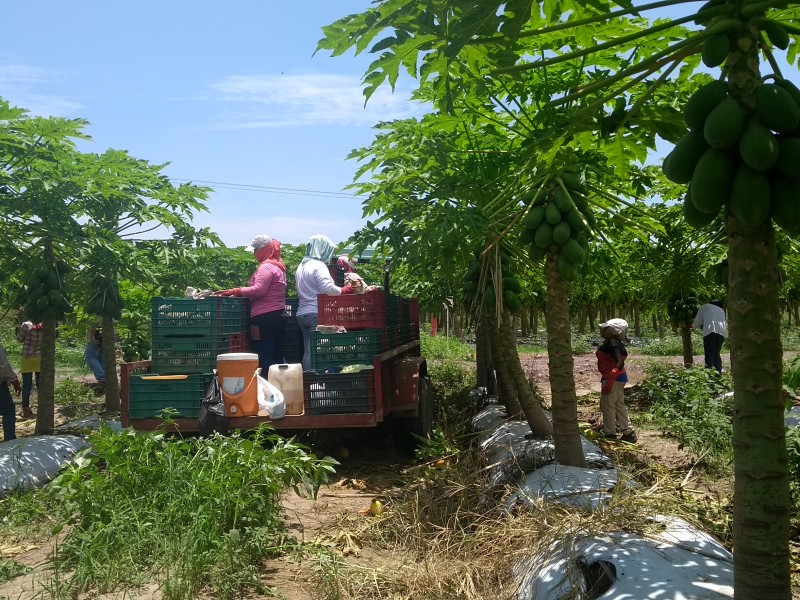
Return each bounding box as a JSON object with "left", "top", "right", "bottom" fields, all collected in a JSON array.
[
  {"left": 577, "top": 305, "right": 587, "bottom": 334},
  {"left": 728, "top": 217, "right": 790, "bottom": 598},
  {"left": 489, "top": 319, "right": 524, "bottom": 419},
  {"left": 793, "top": 303, "right": 799, "bottom": 329},
  {"left": 34, "top": 316, "right": 57, "bottom": 434},
  {"left": 102, "top": 313, "right": 120, "bottom": 413},
  {"left": 680, "top": 322, "right": 693, "bottom": 367},
  {"left": 545, "top": 248, "right": 585, "bottom": 467},
  {"left": 475, "top": 318, "right": 492, "bottom": 391},
  {"left": 633, "top": 301, "right": 641, "bottom": 338},
  {"left": 531, "top": 306, "right": 538, "bottom": 335},
  {"left": 587, "top": 304, "right": 596, "bottom": 332},
  {"left": 520, "top": 305, "right": 530, "bottom": 337},
  {"left": 488, "top": 310, "right": 551, "bottom": 435}
]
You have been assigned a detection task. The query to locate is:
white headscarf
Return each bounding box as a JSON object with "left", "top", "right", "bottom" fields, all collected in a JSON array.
[
  {"left": 600, "top": 318, "right": 628, "bottom": 338},
  {"left": 301, "top": 234, "right": 337, "bottom": 265}
]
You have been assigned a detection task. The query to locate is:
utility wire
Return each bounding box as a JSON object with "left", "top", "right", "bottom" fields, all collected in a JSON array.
[{"left": 170, "top": 178, "right": 367, "bottom": 200}]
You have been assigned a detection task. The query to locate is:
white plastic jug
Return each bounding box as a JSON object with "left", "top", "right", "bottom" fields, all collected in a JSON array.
[{"left": 268, "top": 363, "right": 304, "bottom": 415}]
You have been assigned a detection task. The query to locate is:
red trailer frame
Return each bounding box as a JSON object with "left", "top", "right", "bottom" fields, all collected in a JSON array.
[{"left": 120, "top": 340, "right": 430, "bottom": 435}]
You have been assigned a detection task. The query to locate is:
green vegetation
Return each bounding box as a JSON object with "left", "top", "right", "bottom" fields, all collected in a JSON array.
[{"left": 34, "top": 424, "right": 336, "bottom": 599}]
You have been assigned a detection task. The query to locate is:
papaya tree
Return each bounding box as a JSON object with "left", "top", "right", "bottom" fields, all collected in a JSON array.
[
  {"left": 346, "top": 113, "right": 554, "bottom": 438},
  {"left": 319, "top": 0, "right": 799, "bottom": 594}
]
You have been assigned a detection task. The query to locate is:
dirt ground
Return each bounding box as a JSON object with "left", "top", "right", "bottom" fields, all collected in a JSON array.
[{"left": 0, "top": 351, "right": 765, "bottom": 600}]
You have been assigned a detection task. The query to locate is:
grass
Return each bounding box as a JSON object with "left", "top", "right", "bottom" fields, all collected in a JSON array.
[{"left": 2, "top": 423, "right": 338, "bottom": 600}]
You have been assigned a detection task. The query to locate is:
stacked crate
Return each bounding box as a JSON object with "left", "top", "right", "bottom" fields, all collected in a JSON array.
[
  {"left": 308, "top": 290, "right": 418, "bottom": 414},
  {"left": 282, "top": 297, "right": 303, "bottom": 364},
  {"left": 127, "top": 297, "right": 249, "bottom": 419}
]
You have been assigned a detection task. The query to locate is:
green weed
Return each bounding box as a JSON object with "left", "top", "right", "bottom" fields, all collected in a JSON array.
[
  {"left": 640, "top": 363, "right": 734, "bottom": 475},
  {"left": 45, "top": 423, "right": 337, "bottom": 599},
  {"left": 786, "top": 426, "right": 800, "bottom": 520},
  {"left": 0, "top": 558, "right": 32, "bottom": 582},
  {"left": 421, "top": 333, "right": 474, "bottom": 361}
]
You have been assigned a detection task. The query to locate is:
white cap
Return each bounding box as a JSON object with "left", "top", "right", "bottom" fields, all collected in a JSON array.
[
  {"left": 600, "top": 318, "right": 628, "bottom": 337},
  {"left": 245, "top": 234, "right": 272, "bottom": 252}
]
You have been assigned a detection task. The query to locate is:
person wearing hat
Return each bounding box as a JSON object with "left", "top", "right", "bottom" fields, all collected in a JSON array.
[
  {"left": 217, "top": 235, "right": 287, "bottom": 372},
  {"left": 295, "top": 235, "right": 356, "bottom": 370},
  {"left": 596, "top": 318, "right": 637, "bottom": 443},
  {"left": 692, "top": 300, "right": 726, "bottom": 374}
]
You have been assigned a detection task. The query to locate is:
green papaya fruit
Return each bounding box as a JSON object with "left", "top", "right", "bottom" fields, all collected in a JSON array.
[
  {"left": 36, "top": 267, "right": 49, "bottom": 282},
  {"left": 527, "top": 243, "right": 546, "bottom": 262},
  {"left": 544, "top": 202, "right": 562, "bottom": 225},
  {"left": 554, "top": 186, "right": 574, "bottom": 213},
  {"left": 760, "top": 18, "right": 790, "bottom": 50},
  {"left": 691, "top": 148, "right": 736, "bottom": 214},
  {"left": 29, "top": 284, "right": 46, "bottom": 302},
  {"left": 560, "top": 171, "right": 586, "bottom": 194},
  {"left": 558, "top": 255, "right": 578, "bottom": 282},
  {"left": 483, "top": 286, "right": 496, "bottom": 310},
  {"left": 694, "top": 0, "right": 732, "bottom": 26},
  {"left": 756, "top": 84, "right": 800, "bottom": 134},
  {"left": 534, "top": 222, "right": 554, "bottom": 249},
  {"left": 564, "top": 209, "right": 586, "bottom": 233},
  {"left": 685, "top": 80, "right": 728, "bottom": 130},
  {"left": 729, "top": 165, "right": 771, "bottom": 227},
  {"left": 523, "top": 205, "right": 545, "bottom": 229},
  {"left": 48, "top": 289, "right": 64, "bottom": 306},
  {"left": 553, "top": 221, "right": 572, "bottom": 245},
  {"left": 36, "top": 295, "right": 50, "bottom": 310},
  {"left": 683, "top": 186, "right": 718, "bottom": 227},
  {"left": 583, "top": 209, "right": 597, "bottom": 230},
  {"left": 775, "top": 79, "right": 800, "bottom": 110},
  {"left": 561, "top": 237, "right": 586, "bottom": 265},
  {"left": 518, "top": 227, "right": 536, "bottom": 246},
  {"left": 663, "top": 130, "right": 709, "bottom": 183},
  {"left": 504, "top": 289, "right": 523, "bottom": 312},
  {"left": 46, "top": 270, "right": 60, "bottom": 289},
  {"left": 775, "top": 137, "right": 800, "bottom": 182},
  {"left": 770, "top": 174, "right": 800, "bottom": 233},
  {"left": 503, "top": 277, "right": 523, "bottom": 294},
  {"left": 703, "top": 98, "right": 745, "bottom": 149},
  {"left": 739, "top": 120, "right": 779, "bottom": 171},
  {"left": 702, "top": 33, "right": 730, "bottom": 68}
]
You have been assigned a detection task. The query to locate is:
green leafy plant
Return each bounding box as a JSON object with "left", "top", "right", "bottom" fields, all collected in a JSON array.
[
  {"left": 0, "top": 558, "right": 32, "bottom": 583},
  {"left": 421, "top": 332, "right": 475, "bottom": 361},
  {"left": 785, "top": 426, "right": 800, "bottom": 520},
  {"left": 46, "top": 424, "right": 337, "bottom": 599},
  {"left": 642, "top": 363, "right": 734, "bottom": 475}
]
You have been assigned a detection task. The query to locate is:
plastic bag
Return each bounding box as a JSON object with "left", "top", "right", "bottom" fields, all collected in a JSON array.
[
  {"left": 258, "top": 374, "right": 286, "bottom": 419},
  {"left": 197, "top": 373, "right": 229, "bottom": 437}
]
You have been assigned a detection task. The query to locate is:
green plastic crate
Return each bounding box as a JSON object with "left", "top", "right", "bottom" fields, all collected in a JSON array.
[
  {"left": 152, "top": 297, "right": 248, "bottom": 338},
  {"left": 152, "top": 332, "right": 247, "bottom": 374},
  {"left": 128, "top": 372, "right": 214, "bottom": 419},
  {"left": 310, "top": 328, "right": 386, "bottom": 370},
  {"left": 304, "top": 371, "right": 375, "bottom": 415}
]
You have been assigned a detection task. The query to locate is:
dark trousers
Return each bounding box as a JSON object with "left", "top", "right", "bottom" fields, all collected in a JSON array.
[
  {"left": 703, "top": 332, "right": 724, "bottom": 374},
  {"left": 21, "top": 371, "right": 39, "bottom": 409},
  {"left": 251, "top": 310, "right": 286, "bottom": 373},
  {"left": 0, "top": 383, "right": 16, "bottom": 441}
]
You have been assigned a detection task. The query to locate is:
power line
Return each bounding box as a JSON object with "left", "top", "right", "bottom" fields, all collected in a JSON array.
[{"left": 169, "top": 178, "right": 367, "bottom": 200}]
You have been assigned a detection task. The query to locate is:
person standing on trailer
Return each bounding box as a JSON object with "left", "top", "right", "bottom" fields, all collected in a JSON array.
[
  {"left": 217, "top": 234, "right": 288, "bottom": 373},
  {"left": 295, "top": 235, "right": 356, "bottom": 370}
]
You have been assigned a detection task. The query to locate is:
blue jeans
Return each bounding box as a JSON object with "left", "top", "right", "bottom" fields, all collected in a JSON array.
[
  {"left": 297, "top": 313, "right": 318, "bottom": 371},
  {"left": 85, "top": 342, "right": 105, "bottom": 382},
  {"left": 0, "top": 383, "right": 16, "bottom": 441}
]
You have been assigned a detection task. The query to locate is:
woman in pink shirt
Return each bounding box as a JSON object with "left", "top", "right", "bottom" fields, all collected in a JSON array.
[{"left": 218, "top": 235, "right": 287, "bottom": 372}]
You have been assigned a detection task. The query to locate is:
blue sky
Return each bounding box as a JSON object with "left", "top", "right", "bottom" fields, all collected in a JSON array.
[{"left": 0, "top": 2, "right": 422, "bottom": 248}]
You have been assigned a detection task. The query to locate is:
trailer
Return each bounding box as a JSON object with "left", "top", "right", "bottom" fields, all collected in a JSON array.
[{"left": 119, "top": 294, "right": 432, "bottom": 440}]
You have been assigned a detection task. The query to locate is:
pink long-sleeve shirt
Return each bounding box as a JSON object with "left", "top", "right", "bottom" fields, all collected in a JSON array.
[{"left": 239, "top": 262, "right": 286, "bottom": 317}]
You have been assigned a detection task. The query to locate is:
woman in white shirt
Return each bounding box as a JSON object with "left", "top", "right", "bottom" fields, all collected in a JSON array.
[
  {"left": 692, "top": 300, "right": 727, "bottom": 374},
  {"left": 295, "top": 235, "right": 355, "bottom": 370}
]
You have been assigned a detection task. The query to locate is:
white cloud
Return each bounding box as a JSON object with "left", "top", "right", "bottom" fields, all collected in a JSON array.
[
  {"left": 0, "top": 63, "right": 84, "bottom": 117},
  {"left": 208, "top": 72, "right": 422, "bottom": 129}
]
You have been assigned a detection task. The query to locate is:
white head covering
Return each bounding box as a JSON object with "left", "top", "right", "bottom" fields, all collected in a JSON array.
[
  {"left": 302, "top": 234, "right": 337, "bottom": 264},
  {"left": 600, "top": 318, "right": 628, "bottom": 338},
  {"left": 245, "top": 234, "right": 272, "bottom": 252}
]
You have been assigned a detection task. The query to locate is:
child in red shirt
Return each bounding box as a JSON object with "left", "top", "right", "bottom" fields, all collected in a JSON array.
[{"left": 596, "top": 319, "right": 637, "bottom": 443}]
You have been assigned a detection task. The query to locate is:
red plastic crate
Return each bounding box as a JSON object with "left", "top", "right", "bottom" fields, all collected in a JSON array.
[{"left": 317, "top": 290, "right": 387, "bottom": 330}]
